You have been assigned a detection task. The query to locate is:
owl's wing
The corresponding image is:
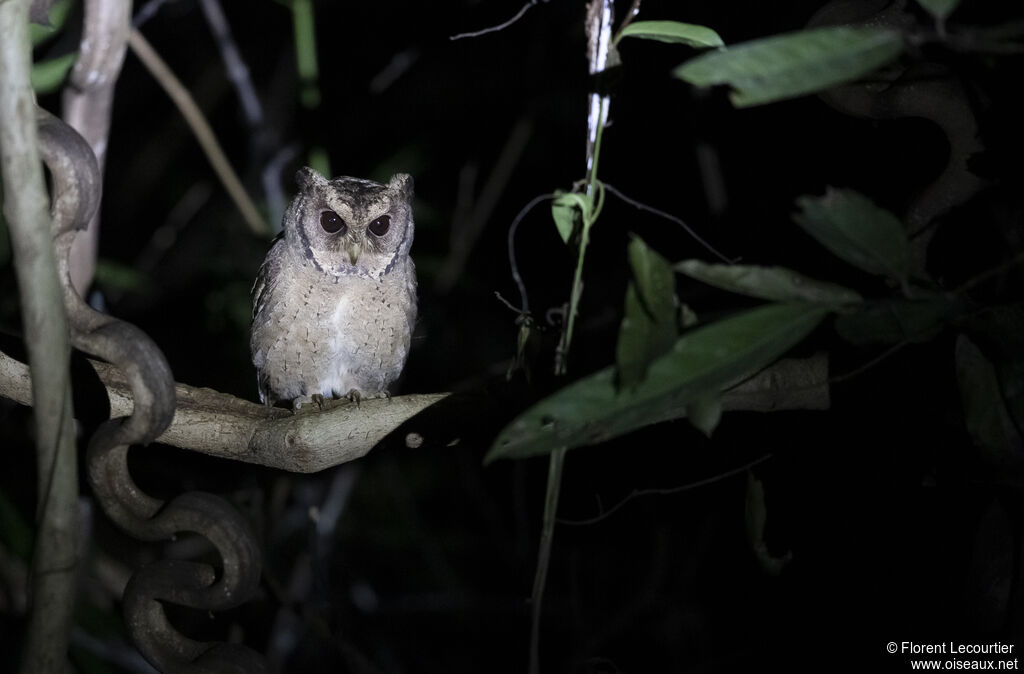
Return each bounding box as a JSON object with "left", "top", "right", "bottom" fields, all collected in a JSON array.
[
  {"left": 252, "top": 233, "right": 286, "bottom": 405},
  {"left": 252, "top": 232, "right": 285, "bottom": 320}
]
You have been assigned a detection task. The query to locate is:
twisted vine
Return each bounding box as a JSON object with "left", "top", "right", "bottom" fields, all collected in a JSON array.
[{"left": 37, "top": 109, "right": 266, "bottom": 673}]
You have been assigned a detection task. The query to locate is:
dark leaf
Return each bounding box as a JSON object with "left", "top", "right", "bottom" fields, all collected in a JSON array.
[
  {"left": 487, "top": 303, "right": 828, "bottom": 462},
  {"left": 685, "top": 395, "right": 722, "bottom": 437},
  {"left": 955, "top": 335, "right": 1023, "bottom": 468},
  {"left": 674, "top": 25, "right": 903, "bottom": 107},
  {"left": 617, "top": 235, "right": 678, "bottom": 388},
  {"left": 834, "top": 295, "right": 961, "bottom": 345},
  {"left": 917, "top": 0, "right": 960, "bottom": 20},
  {"left": 794, "top": 188, "right": 909, "bottom": 280},
  {"left": 675, "top": 259, "right": 862, "bottom": 304},
  {"left": 965, "top": 306, "right": 1024, "bottom": 440}
]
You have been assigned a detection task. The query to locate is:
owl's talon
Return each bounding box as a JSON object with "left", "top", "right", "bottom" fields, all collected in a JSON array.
[
  {"left": 312, "top": 393, "right": 326, "bottom": 410},
  {"left": 345, "top": 389, "right": 362, "bottom": 407},
  {"left": 290, "top": 394, "right": 314, "bottom": 412}
]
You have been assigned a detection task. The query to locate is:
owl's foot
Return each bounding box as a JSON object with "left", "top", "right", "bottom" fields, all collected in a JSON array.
[
  {"left": 290, "top": 394, "right": 316, "bottom": 411},
  {"left": 345, "top": 389, "right": 362, "bottom": 407}
]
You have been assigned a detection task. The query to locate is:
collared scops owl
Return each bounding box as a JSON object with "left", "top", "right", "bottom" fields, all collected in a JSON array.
[{"left": 251, "top": 167, "right": 417, "bottom": 408}]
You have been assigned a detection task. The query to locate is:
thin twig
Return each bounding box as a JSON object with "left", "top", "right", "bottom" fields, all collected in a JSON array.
[
  {"left": 199, "top": 0, "right": 265, "bottom": 127},
  {"left": 559, "top": 454, "right": 773, "bottom": 527},
  {"left": 128, "top": 28, "right": 271, "bottom": 236},
  {"left": 507, "top": 193, "right": 557, "bottom": 316},
  {"left": 829, "top": 341, "right": 911, "bottom": 386},
  {"left": 614, "top": 0, "right": 642, "bottom": 38},
  {"left": 494, "top": 291, "right": 524, "bottom": 315},
  {"left": 131, "top": 0, "right": 171, "bottom": 28},
  {"left": 953, "top": 249, "right": 1024, "bottom": 294},
  {"left": 603, "top": 181, "right": 736, "bottom": 263},
  {"left": 437, "top": 118, "right": 533, "bottom": 293},
  {"left": 450, "top": 1, "right": 542, "bottom": 41},
  {"left": 529, "top": 446, "right": 566, "bottom": 674}
]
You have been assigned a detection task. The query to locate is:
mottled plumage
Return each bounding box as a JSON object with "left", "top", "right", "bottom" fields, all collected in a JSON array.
[{"left": 251, "top": 168, "right": 417, "bottom": 408}]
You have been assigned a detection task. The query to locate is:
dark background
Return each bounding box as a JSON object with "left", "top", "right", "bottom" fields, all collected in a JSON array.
[{"left": 2, "top": 0, "right": 1023, "bottom": 672}]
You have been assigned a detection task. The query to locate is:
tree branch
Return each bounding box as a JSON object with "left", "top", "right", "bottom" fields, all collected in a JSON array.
[
  {"left": 127, "top": 27, "right": 271, "bottom": 237},
  {"left": 0, "top": 349, "right": 448, "bottom": 473},
  {"left": 62, "top": 0, "right": 131, "bottom": 294},
  {"left": 0, "top": 2, "right": 79, "bottom": 672}
]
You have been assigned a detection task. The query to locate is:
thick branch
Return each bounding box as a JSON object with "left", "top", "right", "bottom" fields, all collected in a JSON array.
[
  {"left": 0, "top": 2, "right": 79, "bottom": 672},
  {"left": 62, "top": 0, "right": 131, "bottom": 293},
  {"left": 0, "top": 349, "right": 448, "bottom": 473},
  {"left": 0, "top": 348, "right": 830, "bottom": 473}
]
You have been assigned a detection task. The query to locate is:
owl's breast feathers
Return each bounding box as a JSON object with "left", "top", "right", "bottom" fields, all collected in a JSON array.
[{"left": 250, "top": 241, "right": 416, "bottom": 405}]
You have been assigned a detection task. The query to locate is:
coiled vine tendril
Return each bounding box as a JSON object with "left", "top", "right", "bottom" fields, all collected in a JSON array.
[{"left": 37, "top": 107, "right": 266, "bottom": 674}]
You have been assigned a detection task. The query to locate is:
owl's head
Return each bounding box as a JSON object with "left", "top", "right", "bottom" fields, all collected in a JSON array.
[{"left": 284, "top": 167, "right": 414, "bottom": 279}]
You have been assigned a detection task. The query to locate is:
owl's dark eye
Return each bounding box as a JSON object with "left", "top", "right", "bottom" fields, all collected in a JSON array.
[
  {"left": 368, "top": 215, "right": 391, "bottom": 237},
  {"left": 320, "top": 210, "right": 346, "bottom": 234}
]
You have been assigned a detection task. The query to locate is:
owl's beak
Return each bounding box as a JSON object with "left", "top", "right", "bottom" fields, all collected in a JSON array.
[{"left": 345, "top": 240, "right": 362, "bottom": 265}]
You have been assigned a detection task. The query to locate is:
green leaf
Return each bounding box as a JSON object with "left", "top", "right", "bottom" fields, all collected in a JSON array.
[
  {"left": 675, "top": 259, "right": 862, "bottom": 305},
  {"left": 616, "top": 20, "right": 724, "bottom": 49},
  {"left": 686, "top": 395, "right": 722, "bottom": 437},
  {"left": 93, "top": 259, "right": 149, "bottom": 293},
  {"left": 834, "top": 295, "right": 960, "bottom": 345},
  {"left": 955, "top": 335, "right": 1023, "bottom": 467},
  {"left": 794, "top": 187, "right": 909, "bottom": 280},
  {"left": 31, "top": 52, "right": 77, "bottom": 95},
  {"left": 551, "top": 191, "right": 588, "bottom": 245},
  {"left": 29, "top": 0, "right": 72, "bottom": 47},
  {"left": 0, "top": 489, "right": 33, "bottom": 560},
  {"left": 674, "top": 25, "right": 903, "bottom": 107},
  {"left": 745, "top": 472, "right": 792, "bottom": 575},
  {"left": 965, "top": 305, "right": 1024, "bottom": 439},
  {"left": 917, "top": 0, "right": 960, "bottom": 20},
  {"left": 487, "top": 303, "right": 828, "bottom": 462},
  {"left": 617, "top": 235, "right": 678, "bottom": 389}
]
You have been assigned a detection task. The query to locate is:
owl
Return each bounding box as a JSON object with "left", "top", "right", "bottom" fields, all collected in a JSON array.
[{"left": 251, "top": 167, "right": 417, "bottom": 408}]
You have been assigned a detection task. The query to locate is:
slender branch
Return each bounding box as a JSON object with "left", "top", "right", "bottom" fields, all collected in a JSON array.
[
  {"left": 0, "top": 349, "right": 447, "bottom": 474},
  {"left": 603, "top": 182, "right": 735, "bottom": 263},
  {"left": 437, "top": 118, "right": 533, "bottom": 293},
  {"left": 450, "top": 1, "right": 542, "bottom": 41},
  {"left": 954, "top": 249, "right": 1024, "bottom": 294},
  {"left": 127, "top": 28, "right": 271, "bottom": 236},
  {"left": 506, "top": 193, "right": 557, "bottom": 315},
  {"left": 199, "top": 0, "right": 264, "bottom": 128},
  {"left": 614, "top": 0, "right": 642, "bottom": 37},
  {"left": 528, "top": 446, "right": 565, "bottom": 674},
  {"left": 132, "top": 0, "right": 170, "bottom": 27},
  {"left": 559, "top": 454, "right": 773, "bottom": 526},
  {"left": 0, "top": 3, "right": 78, "bottom": 672}
]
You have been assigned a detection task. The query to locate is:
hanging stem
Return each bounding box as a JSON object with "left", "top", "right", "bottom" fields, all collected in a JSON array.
[
  {"left": 528, "top": 446, "right": 567, "bottom": 674},
  {"left": 555, "top": 0, "right": 614, "bottom": 375}
]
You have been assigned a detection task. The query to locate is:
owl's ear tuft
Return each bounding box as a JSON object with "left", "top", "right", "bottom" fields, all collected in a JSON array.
[
  {"left": 389, "top": 173, "right": 414, "bottom": 201},
  {"left": 296, "top": 167, "right": 329, "bottom": 193}
]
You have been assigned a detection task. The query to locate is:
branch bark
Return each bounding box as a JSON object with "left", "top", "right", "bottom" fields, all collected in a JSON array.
[
  {"left": 0, "top": 2, "right": 79, "bottom": 672},
  {"left": 0, "top": 349, "right": 448, "bottom": 473},
  {"left": 62, "top": 0, "right": 131, "bottom": 294}
]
